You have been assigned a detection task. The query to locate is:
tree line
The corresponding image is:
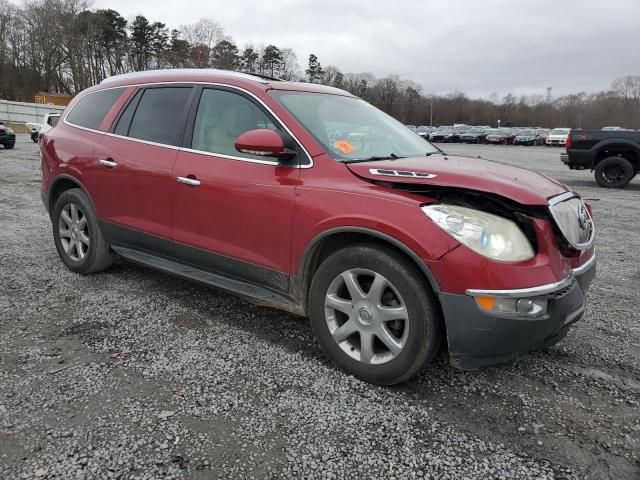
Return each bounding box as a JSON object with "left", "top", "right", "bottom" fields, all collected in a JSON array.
[{"left": 1, "top": 0, "right": 639, "bottom": 129}]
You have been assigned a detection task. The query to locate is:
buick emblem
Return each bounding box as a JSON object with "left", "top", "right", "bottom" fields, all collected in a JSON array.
[{"left": 357, "top": 307, "right": 374, "bottom": 325}]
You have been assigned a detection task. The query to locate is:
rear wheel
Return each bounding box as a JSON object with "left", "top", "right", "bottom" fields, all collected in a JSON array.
[
  {"left": 309, "top": 244, "right": 441, "bottom": 385},
  {"left": 594, "top": 156, "right": 635, "bottom": 188},
  {"left": 52, "top": 188, "right": 113, "bottom": 274}
]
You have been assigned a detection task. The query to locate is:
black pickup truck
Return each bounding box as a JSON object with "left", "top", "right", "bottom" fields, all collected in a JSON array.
[{"left": 561, "top": 130, "right": 640, "bottom": 188}]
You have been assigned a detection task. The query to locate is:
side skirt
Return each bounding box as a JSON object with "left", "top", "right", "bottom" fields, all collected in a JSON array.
[{"left": 110, "top": 245, "right": 305, "bottom": 317}]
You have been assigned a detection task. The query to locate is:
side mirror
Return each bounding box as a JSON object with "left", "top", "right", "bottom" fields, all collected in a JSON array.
[{"left": 235, "top": 129, "right": 296, "bottom": 160}]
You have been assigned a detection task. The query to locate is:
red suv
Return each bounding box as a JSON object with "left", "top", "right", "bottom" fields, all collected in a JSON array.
[{"left": 41, "top": 69, "right": 596, "bottom": 385}]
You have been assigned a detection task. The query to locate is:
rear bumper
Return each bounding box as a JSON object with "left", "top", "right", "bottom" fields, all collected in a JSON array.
[
  {"left": 562, "top": 150, "right": 592, "bottom": 170},
  {"left": 440, "top": 255, "right": 596, "bottom": 369}
]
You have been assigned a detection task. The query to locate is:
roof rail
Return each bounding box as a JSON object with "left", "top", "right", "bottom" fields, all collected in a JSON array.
[
  {"left": 237, "top": 71, "right": 282, "bottom": 82},
  {"left": 100, "top": 68, "right": 271, "bottom": 85}
]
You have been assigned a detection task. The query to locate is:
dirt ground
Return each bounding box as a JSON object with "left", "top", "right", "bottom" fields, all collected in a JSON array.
[{"left": 1, "top": 136, "right": 638, "bottom": 479}]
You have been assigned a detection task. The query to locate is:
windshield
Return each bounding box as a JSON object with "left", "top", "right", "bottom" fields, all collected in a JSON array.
[
  {"left": 518, "top": 130, "right": 535, "bottom": 136},
  {"left": 550, "top": 129, "right": 570, "bottom": 135},
  {"left": 270, "top": 91, "right": 440, "bottom": 162}
]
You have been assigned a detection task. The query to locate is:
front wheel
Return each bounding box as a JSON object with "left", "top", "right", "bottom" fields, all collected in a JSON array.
[
  {"left": 594, "top": 156, "right": 635, "bottom": 188},
  {"left": 31, "top": 132, "right": 39, "bottom": 143},
  {"left": 309, "top": 244, "right": 442, "bottom": 385},
  {"left": 52, "top": 188, "right": 114, "bottom": 274}
]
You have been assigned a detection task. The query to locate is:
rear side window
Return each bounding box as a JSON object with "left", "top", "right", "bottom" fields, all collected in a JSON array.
[
  {"left": 113, "top": 90, "right": 143, "bottom": 136},
  {"left": 127, "top": 87, "right": 193, "bottom": 145},
  {"left": 66, "top": 88, "right": 124, "bottom": 130}
]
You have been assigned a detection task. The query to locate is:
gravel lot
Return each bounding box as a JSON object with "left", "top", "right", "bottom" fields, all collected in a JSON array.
[{"left": 1, "top": 136, "right": 639, "bottom": 479}]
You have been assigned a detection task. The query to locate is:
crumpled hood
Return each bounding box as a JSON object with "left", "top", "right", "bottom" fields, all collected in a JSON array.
[{"left": 346, "top": 155, "right": 568, "bottom": 205}]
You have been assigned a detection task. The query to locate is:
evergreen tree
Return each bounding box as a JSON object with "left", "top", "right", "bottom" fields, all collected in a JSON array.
[{"left": 306, "top": 53, "right": 324, "bottom": 83}]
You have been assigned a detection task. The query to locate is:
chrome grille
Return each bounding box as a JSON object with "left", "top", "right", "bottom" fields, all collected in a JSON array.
[{"left": 548, "top": 193, "right": 594, "bottom": 250}]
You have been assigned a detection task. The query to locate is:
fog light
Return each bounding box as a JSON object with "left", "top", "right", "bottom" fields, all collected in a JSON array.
[{"left": 474, "top": 296, "right": 547, "bottom": 317}]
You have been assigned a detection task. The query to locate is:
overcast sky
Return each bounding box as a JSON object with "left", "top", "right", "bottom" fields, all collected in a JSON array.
[{"left": 90, "top": 0, "right": 640, "bottom": 99}]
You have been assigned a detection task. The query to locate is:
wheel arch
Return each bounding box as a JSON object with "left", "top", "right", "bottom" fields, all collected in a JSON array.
[
  {"left": 48, "top": 175, "right": 95, "bottom": 218},
  {"left": 297, "top": 227, "right": 443, "bottom": 315},
  {"left": 592, "top": 140, "right": 640, "bottom": 170}
]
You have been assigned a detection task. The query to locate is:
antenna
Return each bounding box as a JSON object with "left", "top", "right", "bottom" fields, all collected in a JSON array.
[{"left": 546, "top": 86, "right": 552, "bottom": 103}]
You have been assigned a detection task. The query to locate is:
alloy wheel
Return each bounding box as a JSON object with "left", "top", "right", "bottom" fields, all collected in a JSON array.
[
  {"left": 602, "top": 164, "right": 625, "bottom": 184},
  {"left": 58, "top": 203, "right": 89, "bottom": 261},
  {"left": 324, "top": 269, "right": 409, "bottom": 365}
]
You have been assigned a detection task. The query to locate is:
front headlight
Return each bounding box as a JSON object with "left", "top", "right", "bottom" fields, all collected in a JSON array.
[
  {"left": 421, "top": 204, "right": 535, "bottom": 262},
  {"left": 6, "top": 127, "right": 14, "bottom": 134}
]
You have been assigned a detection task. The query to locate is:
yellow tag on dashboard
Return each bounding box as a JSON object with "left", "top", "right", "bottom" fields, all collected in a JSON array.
[{"left": 334, "top": 140, "right": 357, "bottom": 154}]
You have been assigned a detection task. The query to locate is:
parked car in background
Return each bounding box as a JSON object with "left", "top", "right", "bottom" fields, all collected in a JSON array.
[
  {"left": 536, "top": 129, "right": 550, "bottom": 143},
  {"left": 546, "top": 128, "right": 570, "bottom": 146},
  {"left": 485, "top": 129, "right": 516, "bottom": 145},
  {"left": 39, "top": 68, "right": 597, "bottom": 385},
  {"left": 562, "top": 129, "right": 640, "bottom": 188},
  {"left": 601, "top": 126, "right": 624, "bottom": 131},
  {"left": 459, "top": 128, "right": 488, "bottom": 144},
  {"left": 513, "top": 129, "right": 543, "bottom": 146},
  {"left": 406, "top": 125, "right": 417, "bottom": 132},
  {"left": 0, "top": 122, "right": 16, "bottom": 149},
  {"left": 26, "top": 113, "right": 61, "bottom": 143},
  {"left": 416, "top": 126, "right": 433, "bottom": 139},
  {"left": 429, "top": 129, "right": 456, "bottom": 142}
]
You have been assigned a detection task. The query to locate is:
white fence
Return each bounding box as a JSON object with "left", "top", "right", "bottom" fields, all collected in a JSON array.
[{"left": 0, "top": 100, "right": 66, "bottom": 124}]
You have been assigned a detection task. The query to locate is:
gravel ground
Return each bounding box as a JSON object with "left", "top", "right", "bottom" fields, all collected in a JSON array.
[{"left": 0, "top": 136, "right": 638, "bottom": 480}]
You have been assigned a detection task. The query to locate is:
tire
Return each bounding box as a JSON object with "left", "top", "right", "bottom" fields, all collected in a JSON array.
[
  {"left": 309, "top": 244, "right": 442, "bottom": 385},
  {"left": 52, "top": 188, "right": 113, "bottom": 274},
  {"left": 594, "top": 156, "right": 635, "bottom": 188},
  {"left": 31, "top": 132, "right": 39, "bottom": 143},
  {"left": 3, "top": 143, "right": 14, "bottom": 149}
]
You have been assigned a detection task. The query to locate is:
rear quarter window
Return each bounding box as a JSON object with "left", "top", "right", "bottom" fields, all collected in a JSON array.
[{"left": 66, "top": 88, "right": 125, "bottom": 130}]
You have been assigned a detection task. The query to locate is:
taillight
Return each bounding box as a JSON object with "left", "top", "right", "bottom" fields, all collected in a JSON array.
[{"left": 565, "top": 135, "right": 572, "bottom": 149}]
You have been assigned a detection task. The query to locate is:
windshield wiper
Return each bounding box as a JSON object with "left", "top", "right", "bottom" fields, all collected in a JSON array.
[{"left": 346, "top": 153, "right": 403, "bottom": 163}]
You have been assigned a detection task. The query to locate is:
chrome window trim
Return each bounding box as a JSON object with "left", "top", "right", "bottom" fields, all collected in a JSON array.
[
  {"left": 547, "top": 191, "right": 595, "bottom": 250},
  {"left": 62, "top": 81, "right": 313, "bottom": 169},
  {"left": 180, "top": 147, "right": 284, "bottom": 166},
  {"left": 466, "top": 254, "right": 596, "bottom": 298}
]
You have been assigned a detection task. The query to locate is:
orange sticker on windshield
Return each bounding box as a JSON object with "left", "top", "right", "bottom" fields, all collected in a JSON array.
[{"left": 334, "top": 140, "right": 356, "bottom": 154}]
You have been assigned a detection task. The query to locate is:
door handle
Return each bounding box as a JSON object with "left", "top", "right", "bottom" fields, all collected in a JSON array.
[
  {"left": 176, "top": 176, "right": 201, "bottom": 186},
  {"left": 99, "top": 159, "right": 118, "bottom": 168}
]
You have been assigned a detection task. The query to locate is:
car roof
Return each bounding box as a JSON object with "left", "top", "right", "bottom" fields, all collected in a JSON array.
[{"left": 99, "top": 68, "right": 353, "bottom": 97}]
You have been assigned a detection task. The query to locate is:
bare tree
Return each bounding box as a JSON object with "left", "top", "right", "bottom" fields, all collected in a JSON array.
[
  {"left": 280, "top": 47, "right": 300, "bottom": 81},
  {"left": 612, "top": 75, "right": 640, "bottom": 128},
  {"left": 1, "top": 3, "right": 640, "bottom": 130},
  {"left": 179, "top": 18, "right": 225, "bottom": 67}
]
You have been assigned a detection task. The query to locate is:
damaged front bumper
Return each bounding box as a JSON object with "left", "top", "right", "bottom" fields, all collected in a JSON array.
[{"left": 440, "top": 254, "right": 596, "bottom": 369}]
